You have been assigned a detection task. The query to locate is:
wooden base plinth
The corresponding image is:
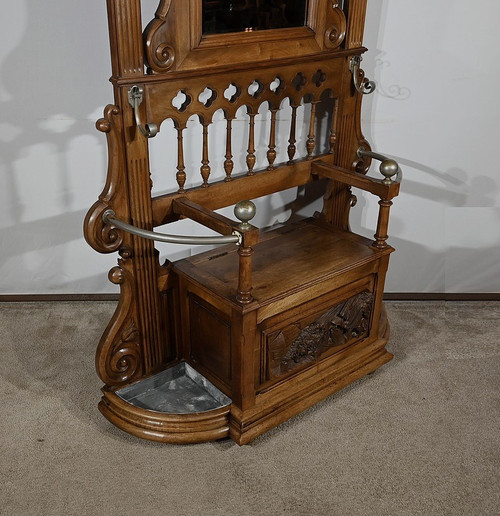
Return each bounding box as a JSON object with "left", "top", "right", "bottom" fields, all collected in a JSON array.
[
  {"left": 229, "top": 317, "right": 392, "bottom": 445},
  {"left": 231, "top": 345, "right": 392, "bottom": 445},
  {"left": 98, "top": 389, "right": 230, "bottom": 444},
  {"left": 97, "top": 316, "right": 391, "bottom": 445}
]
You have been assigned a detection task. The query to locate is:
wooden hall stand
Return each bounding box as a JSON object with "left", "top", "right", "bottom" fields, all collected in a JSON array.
[{"left": 84, "top": 0, "right": 403, "bottom": 445}]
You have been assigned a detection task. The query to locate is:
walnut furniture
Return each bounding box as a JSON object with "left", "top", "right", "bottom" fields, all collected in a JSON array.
[{"left": 84, "top": 0, "right": 402, "bottom": 445}]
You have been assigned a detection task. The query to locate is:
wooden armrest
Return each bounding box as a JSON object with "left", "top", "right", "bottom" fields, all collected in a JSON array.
[
  {"left": 312, "top": 161, "right": 400, "bottom": 200},
  {"left": 173, "top": 197, "right": 259, "bottom": 247},
  {"left": 173, "top": 198, "right": 237, "bottom": 236},
  {"left": 173, "top": 197, "right": 258, "bottom": 305}
]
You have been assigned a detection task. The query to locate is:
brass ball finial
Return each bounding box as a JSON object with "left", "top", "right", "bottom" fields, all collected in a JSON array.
[
  {"left": 380, "top": 159, "right": 399, "bottom": 185},
  {"left": 234, "top": 200, "right": 256, "bottom": 230}
]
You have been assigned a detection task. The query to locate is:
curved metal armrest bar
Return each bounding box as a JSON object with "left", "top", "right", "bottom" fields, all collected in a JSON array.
[
  {"left": 357, "top": 147, "right": 403, "bottom": 184},
  {"left": 103, "top": 210, "right": 241, "bottom": 246}
]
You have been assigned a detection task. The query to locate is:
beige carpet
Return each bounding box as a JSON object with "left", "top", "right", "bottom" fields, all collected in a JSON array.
[{"left": 1, "top": 301, "right": 498, "bottom": 515}]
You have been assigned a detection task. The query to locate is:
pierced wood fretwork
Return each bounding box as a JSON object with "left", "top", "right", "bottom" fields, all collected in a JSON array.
[{"left": 144, "top": 61, "right": 351, "bottom": 193}]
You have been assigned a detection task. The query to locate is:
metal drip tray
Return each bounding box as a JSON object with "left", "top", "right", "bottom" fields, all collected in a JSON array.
[{"left": 116, "top": 362, "right": 231, "bottom": 414}]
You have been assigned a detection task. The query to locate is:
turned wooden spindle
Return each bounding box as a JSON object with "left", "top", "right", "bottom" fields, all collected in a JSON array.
[
  {"left": 306, "top": 101, "right": 319, "bottom": 159},
  {"left": 200, "top": 122, "right": 210, "bottom": 187},
  {"left": 329, "top": 98, "right": 339, "bottom": 154},
  {"left": 373, "top": 198, "right": 393, "bottom": 249},
  {"left": 234, "top": 200, "right": 257, "bottom": 304},
  {"left": 267, "top": 108, "right": 278, "bottom": 170},
  {"left": 224, "top": 117, "right": 234, "bottom": 182},
  {"left": 176, "top": 126, "right": 186, "bottom": 192},
  {"left": 287, "top": 104, "right": 298, "bottom": 164},
  {"left": 246, "top": 113, "right": 256, "bottom": 175},
  {"left": 237, "top": 246, "right": 254, "bottom": 304}
]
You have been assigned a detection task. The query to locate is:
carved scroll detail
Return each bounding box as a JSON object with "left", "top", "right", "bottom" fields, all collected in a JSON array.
[
  {"left": 322, "top": 183, "right": 358, "bottom": 231},
  {"left": 144, "top": 0, "right": 176, "bottom": 73},
  {"left": 324, "top": 2, "right": 347, "bottom": 49},
  {"left": 268, "top": 291, "right": 373, "bottom": 378},
  {"left": 96, "top": 264, "right": 142, "bottom": 386},
  {"left": 152, "top": 0, "right": 173, "bottom": 19},
  {"left": 84, "top": 105, "right": 127, "bottom": 254}
]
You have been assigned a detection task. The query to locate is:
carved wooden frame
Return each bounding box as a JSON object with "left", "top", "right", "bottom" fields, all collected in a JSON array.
[{"left": 144, "top": 0, "right": 347, "bottom": 73}]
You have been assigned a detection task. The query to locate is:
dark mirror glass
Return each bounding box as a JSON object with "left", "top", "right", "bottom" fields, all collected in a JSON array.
[{"left": 202, "top": 0, "right": 310, "bottom": 35}]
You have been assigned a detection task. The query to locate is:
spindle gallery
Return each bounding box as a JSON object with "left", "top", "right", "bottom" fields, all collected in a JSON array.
[{"left": 84, "top": 0, "right": 403, "bottom": 445}]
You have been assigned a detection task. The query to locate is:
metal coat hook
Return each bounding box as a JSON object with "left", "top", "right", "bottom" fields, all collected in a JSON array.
[
  {"left": 128, "top": 85, "right": 158, "bottom": 138},
  {"left": 349, "top": 56, "right": 376, "bottom": 95}
]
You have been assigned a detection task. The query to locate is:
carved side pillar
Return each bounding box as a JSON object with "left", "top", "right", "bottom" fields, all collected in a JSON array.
[
  {"left": 344, "top": 0, "right": 369, "bottom": 49},
  {"left": 339, "top": 0, "right": 371, "bottom": 160},
  {"left": 84, "top": 105, "right": 143, "bottom": 386},
  {"left": 118, "top": 86, "right": 166, "bottom": 377},
  {"left": 322, "top": 67, "right": 366, "bottom": 228},
  {"left": 106, "top": 0, "right": 145, "bottom": 79},
  {"left": 84, "top": 0, "right": 168, "bottom": 386},
  {"left": 322, "top": 0, "right": 371, "bottom": 228}
]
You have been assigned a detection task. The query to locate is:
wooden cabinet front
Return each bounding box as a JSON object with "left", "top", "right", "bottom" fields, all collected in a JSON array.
[{"left": 257, "top": 280, "right": 375, "bottom": 388}]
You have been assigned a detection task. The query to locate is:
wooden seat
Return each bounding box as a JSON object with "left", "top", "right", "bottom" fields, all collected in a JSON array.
[
  {"left": 84, "top": 0, "right": 402, "bottom": 445},
  {"left": 174, "top": 217, "right": 391, "bottom": 307}
]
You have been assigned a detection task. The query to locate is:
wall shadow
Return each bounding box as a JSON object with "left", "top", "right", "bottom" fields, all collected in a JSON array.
[
  {"left": 1, "top": 0, "right": 495, "bottom": 298},
  {"left": 0, "top": 1, "right": 111, "bottom": 292}
]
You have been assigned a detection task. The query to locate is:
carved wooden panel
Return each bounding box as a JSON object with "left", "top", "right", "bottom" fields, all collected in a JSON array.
[{"left": 265, "top": 290, "right": 373, "bottom": 380}]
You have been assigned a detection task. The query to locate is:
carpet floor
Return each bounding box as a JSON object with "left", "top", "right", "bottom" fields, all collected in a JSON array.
[{"left": 1, "top": 301, "right": 498, "bottom": 516}]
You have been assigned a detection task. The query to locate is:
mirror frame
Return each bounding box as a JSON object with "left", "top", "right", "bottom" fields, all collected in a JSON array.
[
  {"left": 144, "top": 0, "right": 347, "bottom": 73},
  {"left": 200, "top": 0, "right": 312, "bottom": 37}
]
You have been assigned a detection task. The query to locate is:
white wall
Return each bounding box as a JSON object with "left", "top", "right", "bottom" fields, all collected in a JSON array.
[
  {"left": 0, "top": 0, "right": 499, "bottom": 295},
  {"left": 360, "top": 0, "right": 500, "bottom": 293}
]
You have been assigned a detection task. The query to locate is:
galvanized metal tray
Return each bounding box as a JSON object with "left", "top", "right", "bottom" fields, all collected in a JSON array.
[{"left": 116, "top": 362, "right": 231, "bottom": 414}]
